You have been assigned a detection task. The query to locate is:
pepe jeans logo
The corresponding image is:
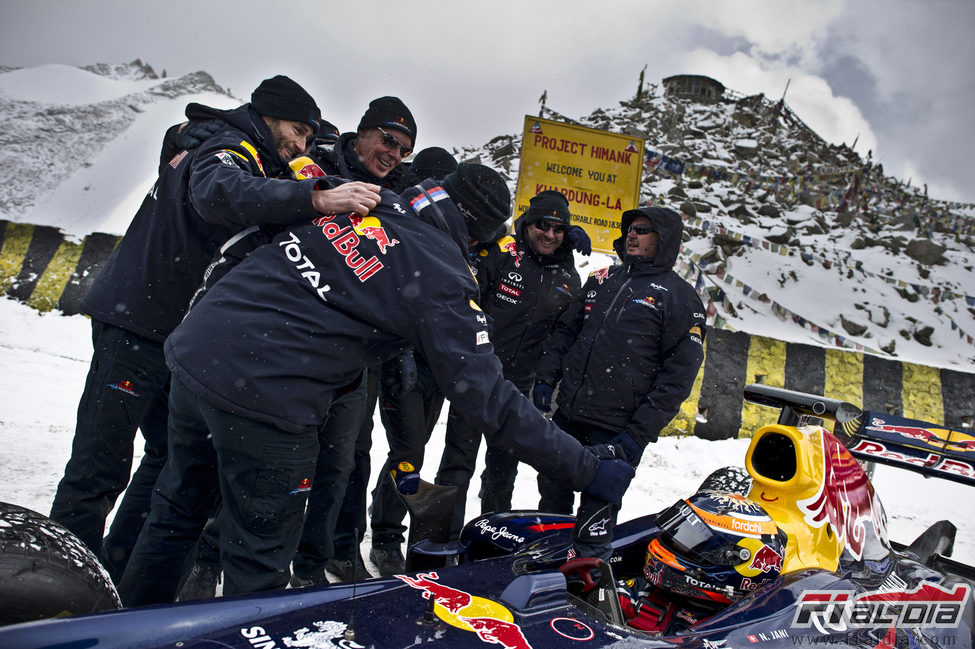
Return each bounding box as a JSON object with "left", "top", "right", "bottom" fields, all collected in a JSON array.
[{"left": 474, "top": 519, "right": 526, "bottom": 544}]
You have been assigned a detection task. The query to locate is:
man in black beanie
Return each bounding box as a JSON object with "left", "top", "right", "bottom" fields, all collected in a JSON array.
[
  {"left": 435, "top": 190, "right": 591, "bottom": 540},
  {"left": 403, "top": 146, "right": 458, "bottom": 186},
  {"left": 309, "top": 95, "right": 416, "bottom": 193},
  {"left": 54, "top": 74, "right": 381, "bottom": 584},
  {"left": 118, "top": 163, "right": 635, "bottom": 604},
  {"left": 299, "top": 95, "right": 420, "bottom": 581}
]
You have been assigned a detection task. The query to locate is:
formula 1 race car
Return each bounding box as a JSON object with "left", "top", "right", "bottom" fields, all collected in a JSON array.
[{"left": 1, "top": 384, "right": 973, "bottom": 648}]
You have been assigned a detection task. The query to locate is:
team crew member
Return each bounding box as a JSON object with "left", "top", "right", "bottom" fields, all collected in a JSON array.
[
  {"left": 533, "top": 206, "right": 706, "bottom": 559},
  {"left": 303, "top": 96, "right": 420, "bottom": 581},
  {"left": 50, "top": 75, "right": 380, "bottom": 582},
  {"left": 117, "top": 164, "right": 635, "bottom": 604},
  {"left": 436, "top": 190, "right": 590, "bottom": 535}
]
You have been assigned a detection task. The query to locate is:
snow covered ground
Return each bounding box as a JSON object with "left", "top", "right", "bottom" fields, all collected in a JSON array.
[{"left": 0, "top": 296, "right": 971, "bottom": 572}]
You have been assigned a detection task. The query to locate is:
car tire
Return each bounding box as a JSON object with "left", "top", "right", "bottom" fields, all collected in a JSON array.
[
  {"left": 0, "top": 501, "right": 121, "bottom": 626},
  {"left": 698, "top": 466, "right": 752, "bottom": 495}
]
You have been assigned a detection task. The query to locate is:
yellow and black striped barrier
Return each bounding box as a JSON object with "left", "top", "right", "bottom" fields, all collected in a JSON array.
[
  {"left": 0, "top": 220, "right": 120, "bottom": 315},
  {"left": 2, "top": 218, "right": 973, "bottom": 437}
]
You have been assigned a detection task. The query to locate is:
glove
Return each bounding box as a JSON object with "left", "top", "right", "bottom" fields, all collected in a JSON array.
[
  {"left": 175, "top": 118, "right": 226, "bottom": 150},
  {"left": 566, "top": 226, "right": 592, "bottom": 256},
  {"left": 532, "top": 383, "right": 554, "bottom": 412},
  {"left": 610, "top": 431, "right": 643, "bottom": 466},
  {"left": 583, "top": 455, "right": 635, "bottom": 504}
]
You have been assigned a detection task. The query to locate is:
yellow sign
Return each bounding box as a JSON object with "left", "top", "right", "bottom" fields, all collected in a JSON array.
[{"left": 514, "top": 116, "right": 645, "bottom": 254}]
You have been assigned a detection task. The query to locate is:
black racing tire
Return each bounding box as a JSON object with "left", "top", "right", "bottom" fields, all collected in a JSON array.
[
  {"left": 0, "top": 501, "right": 121, "bottom": 626},
  {"left": 698, "top": 466, "right": 752, "bottom": 495}
]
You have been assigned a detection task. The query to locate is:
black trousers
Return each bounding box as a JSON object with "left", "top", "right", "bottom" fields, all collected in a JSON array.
[
  {"left": 49, "top": 320, "right": 170, "bottom": 582},
  {"left": 118, "top": 378, "right": 319, "bottom": 605}
]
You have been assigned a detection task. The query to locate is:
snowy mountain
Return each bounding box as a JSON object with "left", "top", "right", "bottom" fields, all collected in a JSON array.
[
  {"left": 455, "top": 85, "right": 975, "bottom": 371},
  {"left": 0, "top": 59, "right": 239, "bottom": 237},
  {"left": 1, "top": 62, "right": 973, "bottom": 371}
]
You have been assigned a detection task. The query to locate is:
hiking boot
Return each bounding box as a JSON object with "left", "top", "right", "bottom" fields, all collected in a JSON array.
[
  {"left": 177, "top": 563, "right": 220, "bottom": 601},
  {"left": 289, "top": 568, "right": 329, "bottom": 588},
  {"left": 369, "top": 546, "right": 405, "bottom": 577},
  {"left": 326, "top": 554, "right": 374, "bottom": 582}
]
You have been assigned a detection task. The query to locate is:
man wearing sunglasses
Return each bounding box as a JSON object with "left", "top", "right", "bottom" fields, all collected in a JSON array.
[
  {"left": 532, "top": 206, "right": 707, "bottom": 561},
  {"left": 436, "top": 190, "right": 592, "bottom": 538},
  {"left": 308, "top": 95, "right": 416, "bottom": 193},
  {"left": 298, "top": 95, "right": 420, "bottom": 581}
]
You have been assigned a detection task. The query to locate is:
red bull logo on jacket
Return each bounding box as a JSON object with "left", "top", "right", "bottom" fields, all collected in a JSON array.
[
  {"left": 107, "top": 380, "right": 141, "bottom": 397},
  {"left": 349, "top": 215, "right": 400, "bottom": 254},
  {"left": 498, "top": 238, "right": 524, "bottom": 268}
]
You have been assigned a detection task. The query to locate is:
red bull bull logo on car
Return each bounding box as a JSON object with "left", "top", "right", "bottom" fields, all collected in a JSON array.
[
  {"left": 396, "top": 572, "right": 534, "bottom": 648},
  {"left": 796, "top": 431, "right": 884, "bottom": 561}
]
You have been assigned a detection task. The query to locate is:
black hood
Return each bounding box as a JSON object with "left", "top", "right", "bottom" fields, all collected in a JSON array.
[
  {"left": 514, "top": 212, "right": 574, "bottom": 265},
  {"left": 612, "top": 206, "right": 683, "bottom": 270},
  {"left": 183, "top": 102, "right": 283, "bottom": 170}
]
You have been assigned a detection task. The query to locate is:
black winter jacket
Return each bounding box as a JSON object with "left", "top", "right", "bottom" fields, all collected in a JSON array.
[
  {"left": 535, "top": 207, "right": 706, "bottom": 449},
  {"left": 81, "top": 103, "right": 322, "bottom": 342},
  {"left": 472, "top": 217, "right": 582, "bottom": 392},
  {"left": 163, "top": 179, "right": 601, "bottom": 491}
]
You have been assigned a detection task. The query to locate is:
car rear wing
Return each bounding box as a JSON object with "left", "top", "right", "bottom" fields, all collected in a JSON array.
[
  {"left": 743, "top": 383, "right": 975, "bottom": 488},
  {"left": 835, "top": 410, "right": 975, "bottom": 488}
]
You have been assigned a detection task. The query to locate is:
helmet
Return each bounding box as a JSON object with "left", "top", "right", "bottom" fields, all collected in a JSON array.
[{"left": 645, "top": 490, "right": 786, "bottom": 606}]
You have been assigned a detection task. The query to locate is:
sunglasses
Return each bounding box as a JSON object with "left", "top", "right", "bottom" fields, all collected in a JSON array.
[
  {"left": 534, "top": 220, "right": 568, "bottom": 234},
  {"left": 628, "top": 224, "right": 656, "bottom": 235},
  {"left": 377, "top": 127, "right": 413, "bottom": 157}
]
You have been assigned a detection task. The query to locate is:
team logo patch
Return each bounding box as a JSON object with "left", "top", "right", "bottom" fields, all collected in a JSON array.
[
  {"left": 409, "top": 186, "right": 448, "bottom": 212},
  {"left": 214, "top": 150, "right": 241, "bottom": 168},
  {"left": 107, "top": 380, "right": 141, "bottom": 397},
  {"left": 633, "top": 296, "right": 657, "bottom": 309},
  {"left": 498, "top": 282, "right": 521, "bottom": 298},
  {"left": 499, "top": 239, "right": 523, "bottom": 268},
  {"left": 289, "top": 477, "right": 312, "bottom": 495},
  {"left": 350, "top": 215, "right": 399, "bottom": 254}
]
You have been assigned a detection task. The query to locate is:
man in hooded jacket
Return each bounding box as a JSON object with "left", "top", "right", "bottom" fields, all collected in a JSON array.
[
  {"left": 117, "top": 164, "right": 636, "bottom": 604},
  {"left": 435, "top": 190, "right": 590, "bottom": 536},
  {"left": 49, "top": 75, "right": 382, "bottom": 582},
  {"left": 532, "top": 206, "right": 706, "bottom": 558}
]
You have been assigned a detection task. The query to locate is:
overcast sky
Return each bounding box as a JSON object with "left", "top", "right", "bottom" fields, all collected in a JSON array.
[{"left": 2, "top": 0, "right": 973, "bottom": 202}]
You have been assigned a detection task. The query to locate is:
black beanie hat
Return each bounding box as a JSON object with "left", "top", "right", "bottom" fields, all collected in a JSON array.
[
  {"left": 442, "top": 164, "right": 511, "bottom": 243},
  {"left": 251, "top": 75, "right": 320, "bottom": 131},
  {"left": 357, "top": 96, "right": 417, "bottom": 144},
  {"left": 410, "top": 147, "right": 458, "bottom": 182},
  {"left": 522, "top": 190, "right": 571, "bottom": 226}
]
